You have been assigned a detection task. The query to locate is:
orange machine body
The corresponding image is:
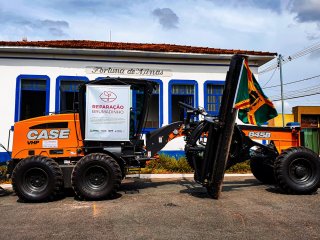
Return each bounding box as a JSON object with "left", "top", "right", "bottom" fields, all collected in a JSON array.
[
  {"left": 239, "top": 125, "right": 300, "bottom": 153},
  {"left": 12, "top": 113, "right": 84, "bottom": 159}
]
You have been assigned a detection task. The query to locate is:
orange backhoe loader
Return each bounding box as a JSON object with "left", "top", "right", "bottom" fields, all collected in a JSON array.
[{"left": 6, "top": 55, "right": 320, "bottom": 202}]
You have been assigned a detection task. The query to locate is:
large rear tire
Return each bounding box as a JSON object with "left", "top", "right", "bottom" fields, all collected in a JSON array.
[
  {"left": 274, "top": 147, "right": 320, "bottom": 194},
  {"left": 71, "top": 153, "right": 122, "bottom": 200},
  {"left": 12, "top": 156, "right": 63, "bottom": 202},
  {"left": 250, "top": 158, "right": 276, "bottom": 184}
]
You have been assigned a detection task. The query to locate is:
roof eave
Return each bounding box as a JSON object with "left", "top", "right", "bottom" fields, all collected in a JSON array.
[{"left": 0, "top": 46, "right": 276, "bottom": 66}]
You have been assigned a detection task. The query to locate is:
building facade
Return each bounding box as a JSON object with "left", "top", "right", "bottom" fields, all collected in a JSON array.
[
  {"left": 293, "top": 106, "right": 320, "bottom": 154},
  {"left": 268, "top": 107, "right": 320, "bottom": 155},
  {"left": 0, "top": 40, "right": 275, "bottom": 161}
]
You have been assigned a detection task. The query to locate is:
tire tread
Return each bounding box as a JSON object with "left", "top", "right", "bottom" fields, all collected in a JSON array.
[
  {"left": 274, "top": 147, "right": 320, "bottom": 194},
  {"left": 71, "top": 153, "right": 122, "bottom": 200},
  {"left": 12, "top": 156, "right": 63, "bottom": 202}
]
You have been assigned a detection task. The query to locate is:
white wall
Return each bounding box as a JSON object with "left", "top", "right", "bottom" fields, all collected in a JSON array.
[{"left": 0, "top": 53, "right": 259, "bottom": 152}]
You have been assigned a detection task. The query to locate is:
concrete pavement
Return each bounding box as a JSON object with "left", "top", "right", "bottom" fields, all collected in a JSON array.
[{"left": 0, "top": 176, "right": 319, "bottom": 240}]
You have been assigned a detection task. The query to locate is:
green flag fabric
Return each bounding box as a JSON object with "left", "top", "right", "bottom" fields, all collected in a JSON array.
[{"left": 234, "top": 59, "right": 278, "bottom": 125}]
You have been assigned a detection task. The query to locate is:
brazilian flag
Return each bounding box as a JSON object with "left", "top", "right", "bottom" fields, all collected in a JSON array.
[{"left": 234, "top": 59, "right": 278, "bottom": 125}]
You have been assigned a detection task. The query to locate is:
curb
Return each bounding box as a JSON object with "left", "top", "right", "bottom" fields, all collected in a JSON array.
[{"left": 0, "top": 184, "right": 11, "bottom": 190}]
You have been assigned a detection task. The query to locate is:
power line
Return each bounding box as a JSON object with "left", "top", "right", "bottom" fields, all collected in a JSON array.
[
  {"left": 263, "top": 74, "right": 320, "bottom": 89},
  {"left": 262, "top": 67, "right": 277, "bottom": 88},
  {"left": 259, "top": 61, "right": 278, "bottom": 74},
  {"left": 272, "top": 92, "right": 320, "bottom": 101},
  {"left": 269, "top": 83, "right": 320, "bottom": 96},
  {"left": 269, "top": 84, "right": 320, "bottom": 101},
  {"left": 271, "top": 84, "right": 320, "bottom": 98},
  {"left": 285, "top": 42, "right": 320, "bottom": 63},
  {"left": 259, "top": 41, "right": 320, "bottom": 74}
]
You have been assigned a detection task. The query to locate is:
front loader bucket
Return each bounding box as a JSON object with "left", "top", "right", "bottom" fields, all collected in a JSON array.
[{"left": 201, "top": 55, "right": 244, "bottom": 199}]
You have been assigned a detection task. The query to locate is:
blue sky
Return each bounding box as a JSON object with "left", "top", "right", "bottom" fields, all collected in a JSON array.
[{"left": 1, "top": 0, "right": 320, "bottom": 113}]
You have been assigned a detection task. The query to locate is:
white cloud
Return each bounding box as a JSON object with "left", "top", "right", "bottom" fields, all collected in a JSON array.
[{"left": 274, "top": 100, "right": 293, "bottom": 114}]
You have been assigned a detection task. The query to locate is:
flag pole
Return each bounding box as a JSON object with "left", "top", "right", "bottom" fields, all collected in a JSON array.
[{"left": 278, "top": 54, "right": 285, "bottom": 127}]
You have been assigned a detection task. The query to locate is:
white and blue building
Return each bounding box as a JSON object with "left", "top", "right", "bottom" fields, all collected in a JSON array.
[{"left": 0, "top": 40, "right": 276, "bottom": 162}]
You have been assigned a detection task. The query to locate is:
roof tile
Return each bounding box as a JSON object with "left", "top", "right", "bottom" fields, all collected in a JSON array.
[{"left": 0, "top": 40, "right": 276, "bottom": 56}]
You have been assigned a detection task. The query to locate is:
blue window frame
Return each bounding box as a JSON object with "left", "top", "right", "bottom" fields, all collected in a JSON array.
[
  {"left": 55, "top": 76, "right": 89, "bottom": 113},
  {"left": 168, "top": 80, "right": 198, "bottom": 123},
  {"left": 204, "top": 80, "right": 225, "bottom": 116},
  {"left": 15, "top": 75, "right": 50, "bottom": 122}
]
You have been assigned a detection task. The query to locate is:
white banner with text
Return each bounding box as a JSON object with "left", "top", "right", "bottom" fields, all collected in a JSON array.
[{"left": 85, "top": 85, "right": 131, "bottom": 141}]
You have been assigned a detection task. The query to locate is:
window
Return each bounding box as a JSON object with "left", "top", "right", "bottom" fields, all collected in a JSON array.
[
  {"left": 130, "top": 84, "right": 157, "bottom": 138},
  {"left": 15, "top": 75, "right": 50, "bottom": 122},
  {"left": 301, "top": 115, "right": 320, "bottom": 128},
  {"left": 56, "top": 76, "right": 89, "bottom": 113},
  {"left": 143, "top": 79, "right": 163, "bottom": 132},
  {"left": 168, "top": 80, "right": 198, "bottom": 123},
  {"left": 204, "top": 81, "right": 224, "bottom": 116}
]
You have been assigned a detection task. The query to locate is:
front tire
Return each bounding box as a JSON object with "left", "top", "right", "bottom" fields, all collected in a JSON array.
[
  {"left": 274, "top": 147, "right": 320, "bottom": 194},
  {"left": 71, "top": 153, "right": 122, "bottom": 200},
  {"left": 12, "top": 156, "right": 63, "bottom": 202}
]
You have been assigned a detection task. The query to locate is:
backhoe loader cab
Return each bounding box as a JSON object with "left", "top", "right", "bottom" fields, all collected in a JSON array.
[{"left": 10, "top": 78, "right": 158, "bottom": 201}]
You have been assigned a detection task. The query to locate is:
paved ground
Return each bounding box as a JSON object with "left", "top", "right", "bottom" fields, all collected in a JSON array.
[{"left": 0, "top": 176, "right": 319, "bottom": 240}]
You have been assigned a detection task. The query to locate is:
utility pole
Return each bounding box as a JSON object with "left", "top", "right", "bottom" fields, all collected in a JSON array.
[{"left": 278, "top": 54, "right": 285, "bottom": 127}]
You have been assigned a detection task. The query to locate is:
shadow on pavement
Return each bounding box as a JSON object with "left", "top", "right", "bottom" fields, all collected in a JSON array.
[
  {"left": 0, "top": 186, "right": 12, "bottom": 197},
  {"left": 63, "top": 188, "right": 123, "bottom": 202},
  {"left": 180, "top": 178, "right": 262, "bottom": 199},
  {"left": 120, "top": 178, "right": 191, "bottom": 192},
  {"left": 265, "top": 186, "right": 319, "bottom": 195},
  {"left": 1, "top": 177, "right": 271, "bottom": 202},
  {"left": 121, "top": 177, "right": 262, "bottom": 199}
]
